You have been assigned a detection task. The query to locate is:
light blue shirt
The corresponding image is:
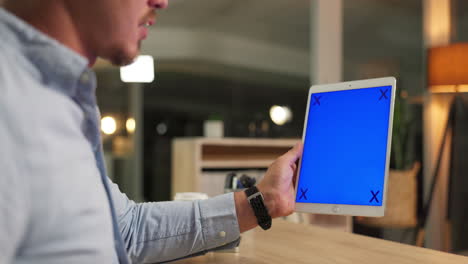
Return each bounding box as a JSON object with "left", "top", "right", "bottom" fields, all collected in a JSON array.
[{"left": 0, "top": 8, "right": 240, "bottom": 264}]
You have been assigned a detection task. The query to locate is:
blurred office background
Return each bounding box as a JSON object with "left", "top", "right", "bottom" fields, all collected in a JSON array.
[{"left": 86, "top": 0, "right": 467, "bottom": 255}]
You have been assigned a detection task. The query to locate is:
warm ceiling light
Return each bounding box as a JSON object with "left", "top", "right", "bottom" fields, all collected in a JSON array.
[
  {"left": 270, "top": 105, "right": 292, "bottom": 126},
  {"left": 428, "top": 43, "right": 468, "bottom": 93},
  {"left": 126, "top": 118, "right": 136, "bottom": 134},
  {"left": 101, "top": 116, "right": 117, "bottom": 135}
]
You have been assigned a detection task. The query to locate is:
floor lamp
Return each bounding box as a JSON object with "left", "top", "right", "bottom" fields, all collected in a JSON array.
[{"left": 417, "top": 43, "right": 468, "bottom": 249}]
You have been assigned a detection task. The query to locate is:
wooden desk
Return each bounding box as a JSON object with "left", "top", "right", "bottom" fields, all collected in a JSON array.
[{"left": 173, "top": 219, "right": 468, "bottom": 264}]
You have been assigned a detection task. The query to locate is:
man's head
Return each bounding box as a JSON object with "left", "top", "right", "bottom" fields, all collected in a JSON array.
[
  {"left": 63, "top": 0, "right": 168, "bottom": 66},
  {"left": 5, "top": 0, "right": 168, "bottom": 66}
]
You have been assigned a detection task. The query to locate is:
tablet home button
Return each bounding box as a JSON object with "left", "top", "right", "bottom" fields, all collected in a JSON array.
[{"left": 332, "top": 206, "right": 340, "bottom": 213}]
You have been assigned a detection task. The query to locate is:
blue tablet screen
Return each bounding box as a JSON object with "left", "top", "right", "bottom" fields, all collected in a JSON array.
[{"left": 296, "top": 85, "right": 392, "bottom": 206}]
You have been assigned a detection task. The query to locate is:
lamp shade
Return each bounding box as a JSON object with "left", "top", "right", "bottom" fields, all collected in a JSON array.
[{"left": 428, "top": 43, "right": 468, "bottom": 92}]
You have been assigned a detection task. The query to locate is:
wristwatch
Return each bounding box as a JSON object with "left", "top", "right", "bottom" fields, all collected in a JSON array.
[{"left": 245, "top": 186, "right": 272, "bottom": 230}]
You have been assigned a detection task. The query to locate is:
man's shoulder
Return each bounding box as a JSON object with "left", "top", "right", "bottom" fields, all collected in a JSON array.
[
  {"left": 0, "top": 49, "right": 42, "bottom": 121},
  {"left": 0, "top": 42, "right": 42, "bottom": 93},
  {"left": 0, "top": 47, "right": 80, "bottom": 145}
]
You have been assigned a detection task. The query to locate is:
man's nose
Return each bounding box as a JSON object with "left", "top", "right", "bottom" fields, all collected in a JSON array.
[{"left": 147, "top": 0, "right": 168, "bottom": 9}]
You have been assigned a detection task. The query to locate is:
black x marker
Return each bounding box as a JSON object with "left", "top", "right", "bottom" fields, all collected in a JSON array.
[
  {"left": 312, "top": 96, "right": 322, "bottom": 106},
  {"left": 379, "top": 89, "right": 389, "bottom": 101},
  {"left": 299, "top": 188, "right": 308, "bottom": 200},
  {"left": 369, "top": 190, "right": 380, "bottom": 203}
]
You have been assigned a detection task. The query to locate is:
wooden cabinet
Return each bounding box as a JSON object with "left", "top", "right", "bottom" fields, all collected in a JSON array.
[
  {"left": 171, "top": 137, "right": 297, "bottom": 195},
  {"left": 171, "top": 137, "right": 352, "bottom": 232}
]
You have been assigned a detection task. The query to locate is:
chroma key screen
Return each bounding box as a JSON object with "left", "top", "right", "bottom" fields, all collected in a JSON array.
[{"left": 296, "top": 86, "right": 392, "bottom": 206}]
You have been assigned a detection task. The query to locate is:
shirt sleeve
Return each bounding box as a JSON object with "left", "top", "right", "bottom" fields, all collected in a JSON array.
[{"left": 107, "top": 178, "right": 241, "bottom": 264}]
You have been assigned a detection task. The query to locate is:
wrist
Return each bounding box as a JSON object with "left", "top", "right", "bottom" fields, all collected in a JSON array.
[
  {"left": 256, "top": 184, "right": 278, "bottom": 218},
  {"left": 234, "top": 185, "right": 279, "bottom": 232},
  {"left": 244, "top": 186, "right": 272, "bottom": 230},
  {"left": 234, "top": 191, "right": 257, "bottom": 232}
]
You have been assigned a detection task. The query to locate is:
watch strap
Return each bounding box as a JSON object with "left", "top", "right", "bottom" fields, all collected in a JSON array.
[{"left": 245, "top": 186, "right": 272, "bottom": 230}]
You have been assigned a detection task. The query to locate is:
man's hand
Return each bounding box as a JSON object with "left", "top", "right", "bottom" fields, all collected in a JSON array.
[
  {"left": 234, "top": 143, "right": 303, "bottom": 232},
  {"left": 257, "top": 142, "right": 303, "bottom": 218}
]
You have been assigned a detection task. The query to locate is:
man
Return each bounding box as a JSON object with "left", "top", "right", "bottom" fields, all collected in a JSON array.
[{"left": 0, "top": 0, "right": 303, "bottom": 263}]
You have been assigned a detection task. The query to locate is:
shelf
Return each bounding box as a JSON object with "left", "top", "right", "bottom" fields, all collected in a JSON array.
[
  {"left": 201, "top": 159, "right": 275, "bottom": 169},
  {"left": 172, "top": 138, "right": 299, "bottom": 196},
  {"left": 182, "top": 137, "right": 300, "bottom": 147}
]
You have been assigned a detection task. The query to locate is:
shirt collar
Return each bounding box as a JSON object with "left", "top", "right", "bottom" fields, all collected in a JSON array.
[{"left": 0, "top": 8, "right": 93, "bottom": 98}]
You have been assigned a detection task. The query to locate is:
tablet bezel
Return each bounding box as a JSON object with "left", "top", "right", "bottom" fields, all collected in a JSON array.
[{"left": 294, "top": 77, "right": 397, "bottom": 217}]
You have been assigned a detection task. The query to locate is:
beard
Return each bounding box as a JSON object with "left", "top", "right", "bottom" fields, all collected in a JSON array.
[
  {"left": 107, "top": 40, "right": 141, "bottom": 66},
  {"left": 110, "top": 53, "right": 134, "bottom": 66}
]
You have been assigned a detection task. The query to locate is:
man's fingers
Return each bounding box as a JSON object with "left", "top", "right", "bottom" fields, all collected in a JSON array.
[
  {"left": 292, "top": 167, "right": 298, "bottom": 186},
  {"left": 282, "top": 142, "right": 303, "bottom": 165}
]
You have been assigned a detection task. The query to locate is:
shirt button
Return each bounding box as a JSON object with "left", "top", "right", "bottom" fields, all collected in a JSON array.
[
  {"left": 219, "top": 231, "right": 226, "bottom": 238},
  {"left": 80, "top": 72, "right": 90, "bottom": 84}
]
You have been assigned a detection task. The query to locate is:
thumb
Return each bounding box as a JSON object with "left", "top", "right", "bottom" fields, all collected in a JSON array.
[{"left": 282, "top": 142, "right": 303, "bottom": 165}]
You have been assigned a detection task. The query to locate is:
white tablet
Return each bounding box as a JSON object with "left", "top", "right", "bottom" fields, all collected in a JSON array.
[{"left": 294, "top": 77, "right": 396, "bottom": 217}]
